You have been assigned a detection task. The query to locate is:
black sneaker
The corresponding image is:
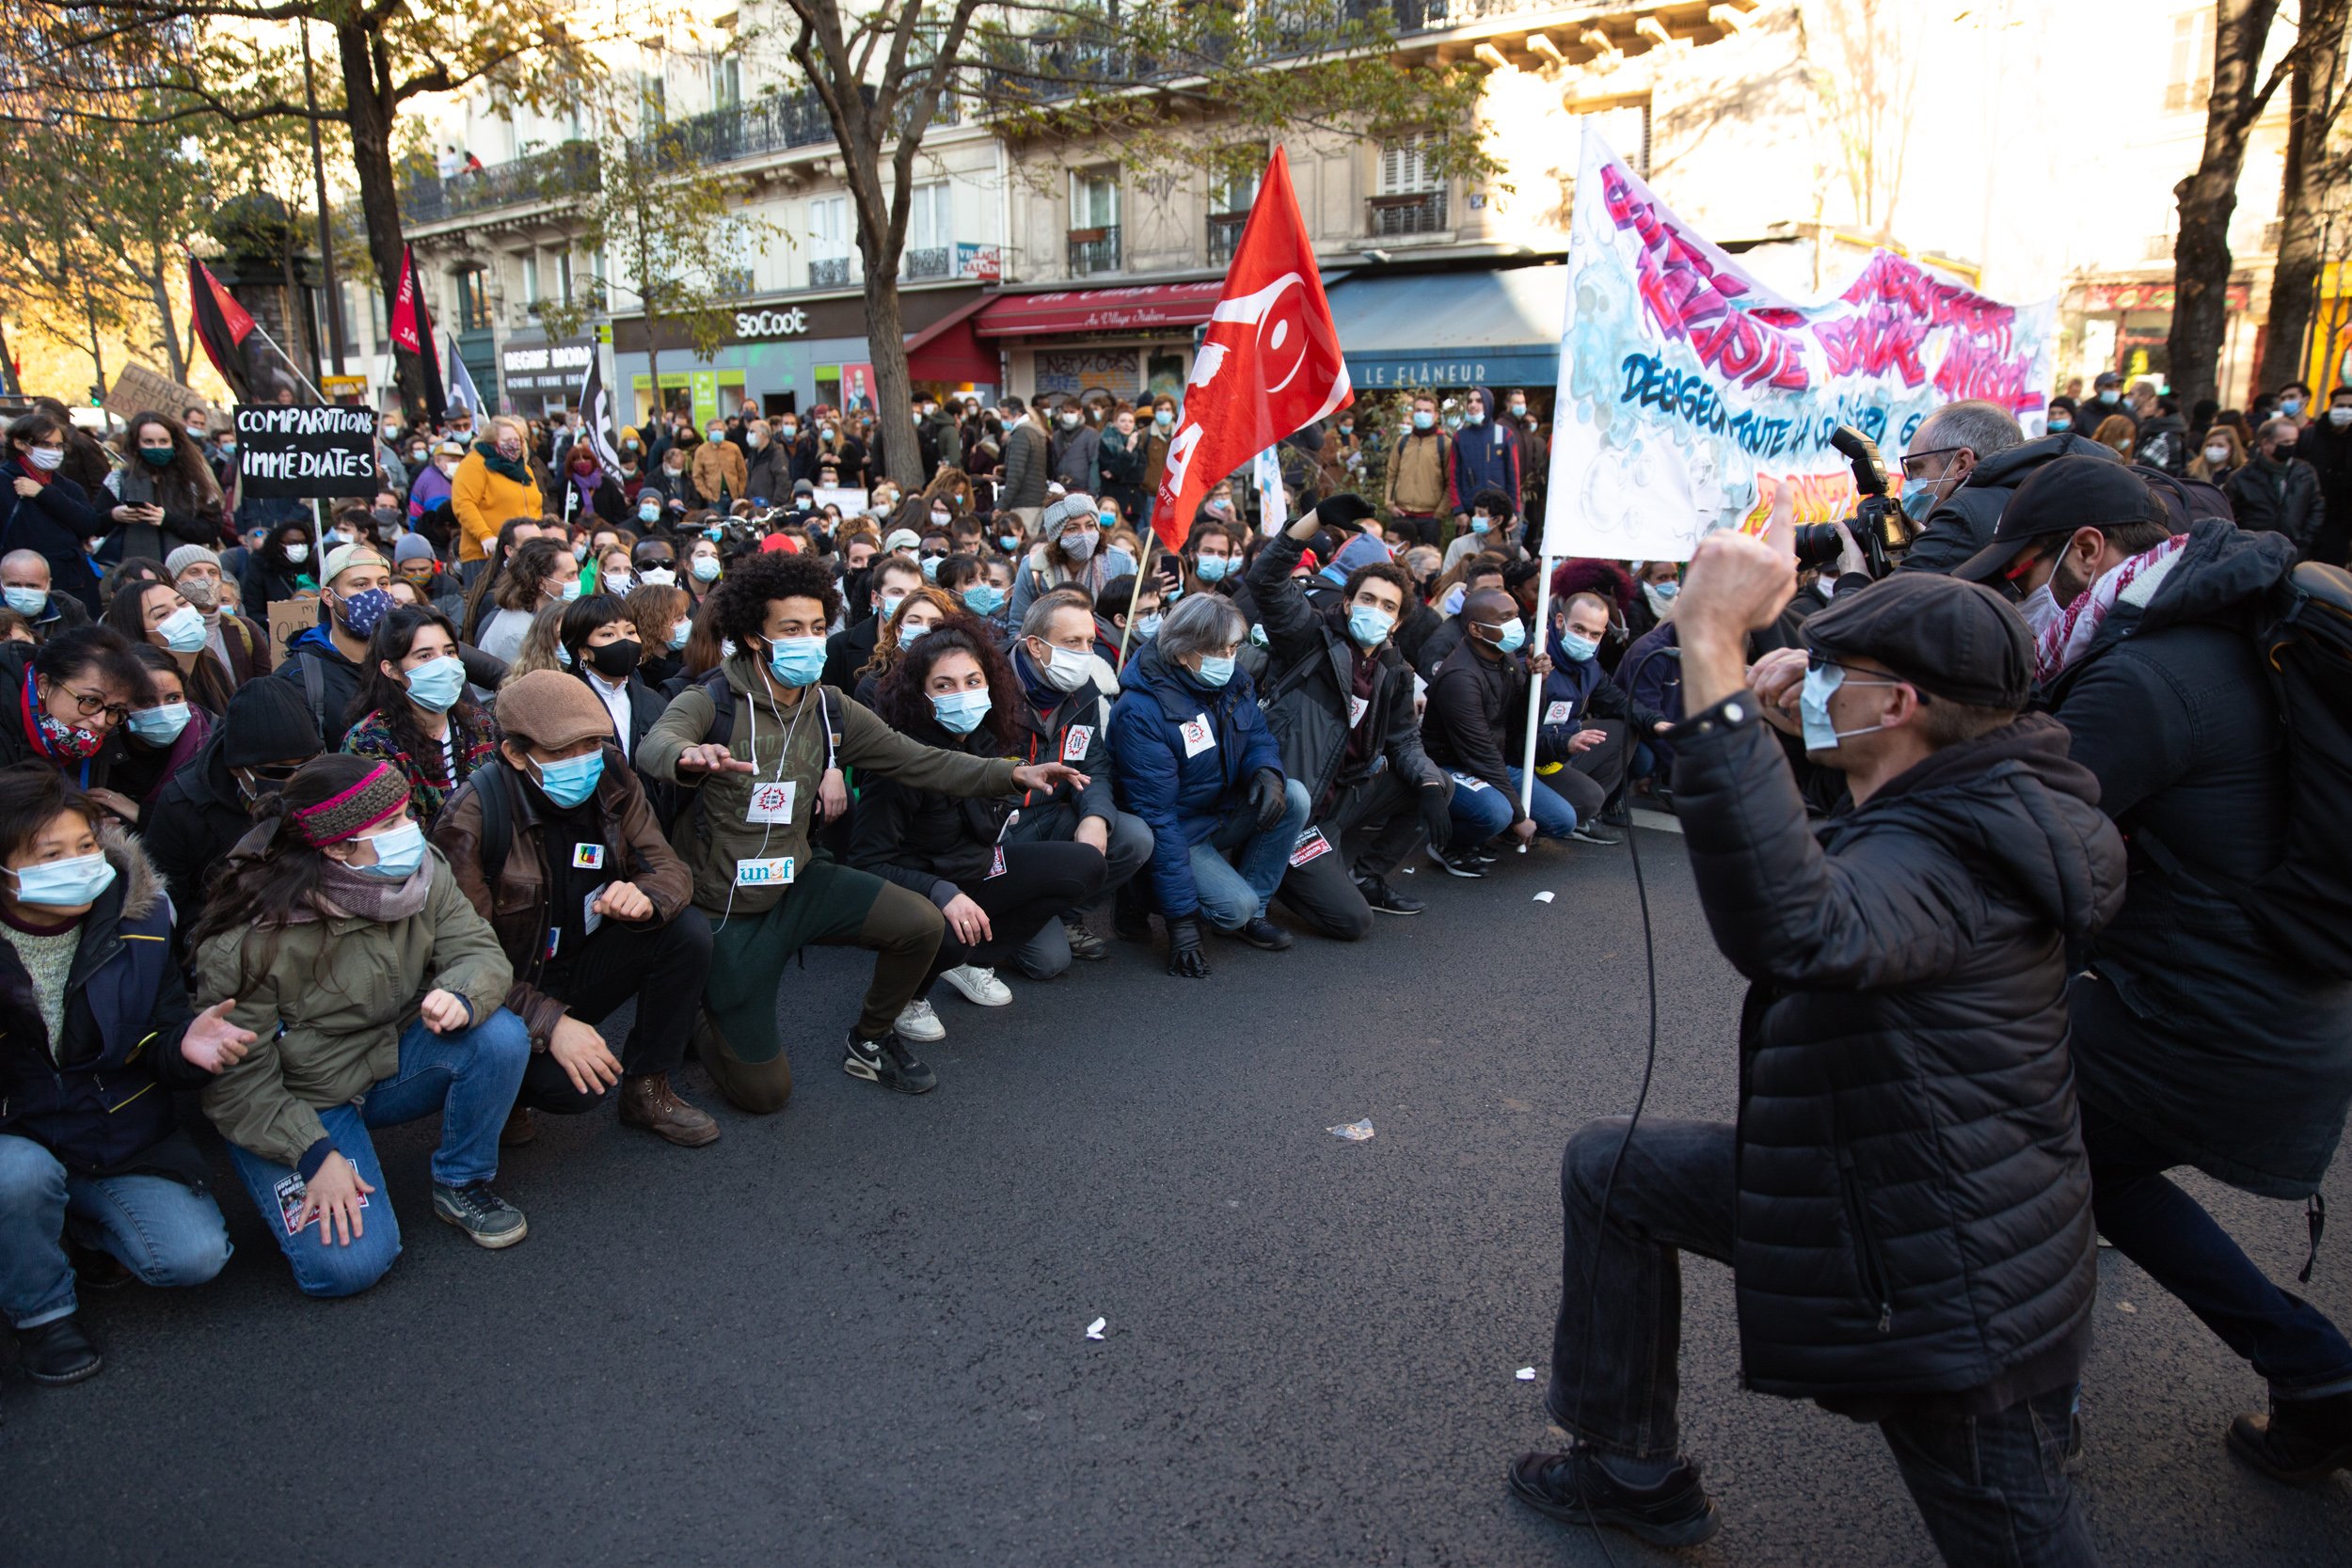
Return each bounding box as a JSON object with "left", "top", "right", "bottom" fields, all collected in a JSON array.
[
  {"left": 432, "top": 1181, "right": 530, "bottom": 1248},
  {"left": 18, "top": 1314, "right": 103, "bottom": 1385},
  {"left": 68, "top": 1241, "right": 133, "bottom": 1291},
  {"left": 1570, "top": 820, "right": 1622, "bottom": 847},
  {"left": 1062, "top": 915, "right": 1109, "bottom": 961},
  {"left": 1470, "top": 844, "right": 1502, "bottom": 865},
  {"left": 2229, "top": 1390, "right": 2352, "bottom": 1483},
  {"left": 844, "top": 1028, "right": 938, "bottom": 1094},
  {"left": 1429, "top": 845, "right": 1486, "bottom": 879},
  {"left": 1598, "top": 799, "right": 1632, "bottom": 829},
  {"left": 1507, "top": 1448, "right": 1722, "bottom": 1548},
  {"left": 1355, "top": 873, "right": 1425, "bottom": 915},
  {"left": 1230, "top": 916, "right": 1294, "bottom": 951}
]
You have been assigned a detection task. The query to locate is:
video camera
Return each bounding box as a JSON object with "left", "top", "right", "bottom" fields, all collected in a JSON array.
[{"left": 1793, "top": 425, "right": 1915, "bottom": 579}]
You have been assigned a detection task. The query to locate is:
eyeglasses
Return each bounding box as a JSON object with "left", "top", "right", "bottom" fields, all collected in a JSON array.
[
  {"left": 56, "top": 686, "right": 131, "bottom": 723},
  {"left": 1899, "top": 447, "right": 1962, "bottom": 481}
]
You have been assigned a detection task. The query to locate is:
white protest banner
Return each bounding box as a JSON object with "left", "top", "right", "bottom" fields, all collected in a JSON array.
[{"left": 1543, "top": 126, "right": 2055, "bottom": 562}]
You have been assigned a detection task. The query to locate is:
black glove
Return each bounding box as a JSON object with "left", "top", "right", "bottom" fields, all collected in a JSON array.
[
  {"left": 1313, "top": 492, "right": 1377, "bottom": 532},
  {"left": 1166, "top": 915, "right": 1211, "bottom": 979},
  {"left": 1248, "top": 768, "right": 1289, "bottom": 832},
  {"left": 1419, "top": 781, "right": 1452, "bottom": 851}
]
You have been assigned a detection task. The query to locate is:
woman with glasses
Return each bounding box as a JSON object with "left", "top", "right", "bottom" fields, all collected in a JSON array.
[{"left": 0, "top": 626, "right": 154, "bottom": 825}]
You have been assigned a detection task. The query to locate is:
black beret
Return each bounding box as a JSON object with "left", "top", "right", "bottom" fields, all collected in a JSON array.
[{"left": 1803, "top": 572, "right": 2032, "bottom": 710}]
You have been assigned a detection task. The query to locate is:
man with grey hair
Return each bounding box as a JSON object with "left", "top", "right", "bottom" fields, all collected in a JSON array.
[
  {"left": 1109, "top": 589, "right": 1311, "bottom": 976},
  {"left": 1900, "top": 398, "right": 2131, "bottom": 577}
]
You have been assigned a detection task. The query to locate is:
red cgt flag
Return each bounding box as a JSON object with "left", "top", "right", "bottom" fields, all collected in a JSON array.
[
  {"left": 387, "top": 245, "right": 423, "bottom": 356},
  {"left": 1152, "top": 147, "right": 1351, "bottom": 553}
]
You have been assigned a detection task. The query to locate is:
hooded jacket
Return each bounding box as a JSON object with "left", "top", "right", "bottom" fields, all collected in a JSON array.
[
  {"left": 274, "top": 623, "right": 365, "bottom": 752},
  {"left": 1445, "top": 388, "right": 1520, "bottom": 515},
  {"left": 1107, "top": 640, "right": 1283, "bottom": 920},
  {"left": 1673, "top": 701, "right": 2125, "bottom": 1405},
  {"left": 0, "top": 829, "right": 212, "bottom": 1182},
  {"left": 2045, "top": 519, "right": 2352, "bottom": 1196},
  {"left": 1900, "top": 434, "right": 2125, "bottom": 577}
]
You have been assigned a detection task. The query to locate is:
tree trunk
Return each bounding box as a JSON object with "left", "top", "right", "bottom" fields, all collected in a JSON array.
[
  {"left": 0, "top": 315, "right": 18, "bottom": 396},
  {"left": 144, "top": 244, "right": 188, "bottom": 387},
  {"left": 2256, "top": 0, "right": 2349, "bottom": 392},
  {"left": 335, "top": 21, "right": 421, "bottom": 420},
  {"left": 849, "top": 153, "right": 918, "bottom": 486},
  {"left": 2169, "top": 0, "right": 2283, "bottom": 411}
]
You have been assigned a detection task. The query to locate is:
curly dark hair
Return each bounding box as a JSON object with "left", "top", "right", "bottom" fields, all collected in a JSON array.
[
  {"left": 348, "top": 605, "right": 492, "bottom": 782},
  {"left": 869, "top": 616, "right": 1020, "bottom": 748},
  {"left": 1340, "top": 561, "right": 1413, "bottom": 607},
  {"left": 709, "top": 550, "right": 840, "bottom": 647}
]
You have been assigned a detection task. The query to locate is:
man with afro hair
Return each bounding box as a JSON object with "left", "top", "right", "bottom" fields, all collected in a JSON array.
[{"left": 641, "top": 550, "right": 1088, "bottom": 1107}]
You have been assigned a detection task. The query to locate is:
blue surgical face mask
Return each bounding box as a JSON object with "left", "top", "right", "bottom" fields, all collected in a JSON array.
[
  {"left": 1411, "top": 411, "right": 1434, "bottom": 432},
  {"left": 1651, "top": 580, "right": 1680, "bottom": 600},
  {"left": 898, "top": 620, "right": 931, "bottom": 646},
  {"left": 668, "top": 621, "right": 692, "bottom": 650},
  {"left": 920, "top": 556, "right": 941, "bottom": 581},
  {"left": 2047, "top": 416, "right": 2073, "bottom": 434},
  {"left": 1194, "top": 554, "right": 1232, "bottom": 582},
  {"left": 930, "top": 688, "right": 993, "bottom": 735},
  {"left": 1470, "top": 517, "right": 1492, "bottom": 535},
  {"left": 532, "top": 750, "right": 605, "bottom": 809},
  {"left": 766, "top": 634, "right": 827, "bottom": 688},
  {"left": 1799, "top": 660, "right": 1896, "bottom": 752},
  {"left": 2, "top": 586, "right": 46, "bottom": 617},
  {"left": 353, "top": 819, "right": 425, "bottom": 882},
  {"left": 1559, "top": 631, "right": 1600, "bottom": 663},
  {"left": 558, "top": 577, "right": 584, "bottom": 602},
  {"left": 639, "top": 502, "right": 661, "bottom": 523},
  {"left": 962, "top": 582, "right": 1005, "bottom": 616},
  {"left": 1193, "top": 653, "right": 1236, "bottom": 688},
  {"left": 404, "top": 655, "right": 466, "bottom": 714},
  {"left": 9, "top": 850, "right": 117, "bottom": 908},
  {"left": 1348, "top": 604, "right": 1394, "bottom": 647},
  {"left": 1900, "top": 473, "right": 1947, "bottom": 522},
  {"left": 156, "top": 604, "right": 209, "bottom": 654},
  {"left": 1489, "top": 618, "right": 1527, "bottom": 655},
  {"left": 128, "top": 702, "right": 191, "bottom": 744},
  {"left": 1136, "top": 611, "right": 1163, "bottom": 641},
  {"left": 1439, "top": 583, "right": 1468, "bottom": 617},
  {"left": 691, "top": 555, "right": 722, "bottom": 582},
  {"left": 999, "top": 534, "right": 1021, "bottom": 552}
]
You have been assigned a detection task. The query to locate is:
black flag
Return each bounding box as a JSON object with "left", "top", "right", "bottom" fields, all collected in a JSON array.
[{"left": 575, "top": 344, "right": 622, "bottom": 473}]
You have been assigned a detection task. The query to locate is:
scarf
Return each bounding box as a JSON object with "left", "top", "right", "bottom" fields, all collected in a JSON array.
[
  {"left": 294, "top": 854, "right": 436, "bottom": 925},
  {"left": 570, "top": 466, "right": 602, "bottom": 512},
  {"left": 474, "top": 439, "right": 532, "bottom": 486},
  {"left": 2034, "top": 533, "right": 2189, "bottom": 684}
]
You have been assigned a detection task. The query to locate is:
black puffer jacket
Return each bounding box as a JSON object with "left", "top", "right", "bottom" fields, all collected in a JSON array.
[
  {"left": 848, "top": 716, "right": 1017, "bottom": 900},
  {"left": 1248, "top": 530, "right": 1440, "bottom": 813},
  {"left": 2222, "top": 455, "right": 2326, "bottom": 550},
  {"left": 1901, "top": 434, "right": 2124, "bottom": 577},
  {"left": 1673, "top": 701, "right": 2125, "bottom": 1404},
  {"left": 2046, "top": 520, "right": 2352, "bottom": 1196}
]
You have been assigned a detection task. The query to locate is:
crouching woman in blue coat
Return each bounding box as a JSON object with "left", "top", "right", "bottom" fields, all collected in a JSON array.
[
  {"left": 1108, "top": 592, "right": 1310, "bottom": 977},
  {"left": 0, "top": 767, "right": 254, "bottom": 1386}
]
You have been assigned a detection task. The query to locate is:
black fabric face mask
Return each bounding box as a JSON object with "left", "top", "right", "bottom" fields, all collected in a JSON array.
[{"left": 585, "top": 639, "right": 643, "bottom": 679}]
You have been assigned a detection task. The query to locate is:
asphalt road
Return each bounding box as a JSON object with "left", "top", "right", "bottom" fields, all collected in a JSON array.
[{"left": 6, "top": 823, "right": 2348, "bottom": 1567}]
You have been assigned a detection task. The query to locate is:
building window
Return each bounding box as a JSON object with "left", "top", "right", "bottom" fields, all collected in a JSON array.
[
  {"left": 907, "top": 182, "right": 953, "bottom": 279},
  {"left": 1070, "top": 168, "right": 1120, "bottom": 276},
  {"left": 521, "top": 253, "right": 541, "bottom": 306},
  {"left": 2166, "top": 9, "right": 2215, "bottom": 113},
  {"left": 810, "top": 196, "right": 853, "bottom": 288},
  {"left": 556, "top": 249, "right": 574, "bottom": 304},
  {"left": 1370, "top": 133, "right": 1446, "bottom": 237},
  {"left": 1207, "top": 162, "right": 1260, "bottom": 264},
  {"left": 1576, "top": 101, "right": 1651, "bottom": 178},
  {"left": 453, "top": 266, "right": 493, "bottom": 333},
  {"left": 717, "top": 55, "right": 741, "bottom": 111}
]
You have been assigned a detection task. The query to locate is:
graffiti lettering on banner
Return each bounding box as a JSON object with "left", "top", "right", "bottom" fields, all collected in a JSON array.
[{"left": 1543, "top": 126, "right": 2055, "bottom": 562}]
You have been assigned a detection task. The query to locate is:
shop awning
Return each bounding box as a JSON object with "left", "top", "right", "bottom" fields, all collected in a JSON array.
[
  {"left": 1323, "top": 266, "right": 1566, "bottom": 390},
  {"left": 974, "top": 281, "right": 1230, "bottom": 338},
  {"left": 903, "top": 294, "right": 996, "bottom": 383}
]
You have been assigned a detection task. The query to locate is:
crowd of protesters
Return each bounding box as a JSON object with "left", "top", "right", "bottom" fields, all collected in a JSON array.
[{"left": 1, "top": 376, "right": 2346, "bottom": 1568}]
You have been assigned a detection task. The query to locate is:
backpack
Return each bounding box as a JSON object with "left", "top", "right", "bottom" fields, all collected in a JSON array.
[
  {"left": 2140, "top": 562, "right": 2352, "bottom": 979},
  {"left": 665, "top": 668, "right": 836, "bottom": 844}
]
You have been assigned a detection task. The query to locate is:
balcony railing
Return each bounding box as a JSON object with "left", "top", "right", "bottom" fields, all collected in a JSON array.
[
  {"left": 1206, "top": 212, "right": 1248, "bottom": 265},
  {"left": 905, "top": 246, "right": 952, "bottom": 280},
  {"left": 401, "top": 140, "right": 600, "bottom": 225},
  {"left": 632, "top": 86, "right": 961, "bottom": 171},
  {"left": 1367, "top": 190, "right": 1447, "bottom": 237},
  {"left": 1068, "top": 226, "right": 1121, "bottom": 276},
  {"left": 811, "top": 256, "right": 854, "bottom": 289}
]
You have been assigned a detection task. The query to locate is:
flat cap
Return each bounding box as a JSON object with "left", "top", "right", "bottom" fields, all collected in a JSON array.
[
  {"left": 495, "top": 670, "right": 614, "bottom": 751},
  {"left": 1953, "top": 456, "right": 2169, "bottom": 583},
  {"left": 1803, "top": 572, "right": 2032, "bottom": 710}
]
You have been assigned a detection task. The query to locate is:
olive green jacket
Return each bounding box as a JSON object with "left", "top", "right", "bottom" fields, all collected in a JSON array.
[
  {"left": 196, "top": 847, "right": 514, "bottom": 1167},
  {"left": 640, "top": 650, "right": 1019, "bottom": 915}
]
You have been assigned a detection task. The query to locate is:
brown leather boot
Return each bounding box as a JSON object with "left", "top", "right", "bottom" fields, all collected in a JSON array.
[
  {"left": 500, "top": 1104, "right": 536, "bottom": 1148},
  {"left": 617, "top": 1072, "right": 721, "bottom": 1147}
]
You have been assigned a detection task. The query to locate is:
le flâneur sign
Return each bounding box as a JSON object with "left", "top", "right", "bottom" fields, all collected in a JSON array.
[{"left": 234, "top": 404, "right": 377, "bottom": 499}]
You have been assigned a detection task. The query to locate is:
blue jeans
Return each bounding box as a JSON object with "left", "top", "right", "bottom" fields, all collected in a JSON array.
[
  {"left": 1448, "top": 767, "right": 1577, "bottom": 847},
  {"left": 1549, "top": 1117, "right": 2095, "bottom": 1567},
  {"left": 1187, "top": 779, "right": 1311, "bottom": 929},
  {"left": 0, "top": 1133, "right": 231, "bottom": 1328},
  {"left": 227, "top": 1010, "right": 530, "bottom": 1299}
]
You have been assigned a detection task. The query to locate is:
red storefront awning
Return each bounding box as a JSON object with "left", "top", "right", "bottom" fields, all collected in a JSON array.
[
  {"left": 903, "top": 294, "right": 996, "bottom": 383},
  {"left": 973, "top": 281, "right": 1229, "bottom": 339}
]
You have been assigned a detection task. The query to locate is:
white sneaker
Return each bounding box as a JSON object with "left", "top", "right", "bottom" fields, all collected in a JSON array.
[
  {"left": 939, "top": 964, "right": 1013, "bottom": 1006},
  {"left": 894, "top": 997, "right": 946, "bottom": 1041}
]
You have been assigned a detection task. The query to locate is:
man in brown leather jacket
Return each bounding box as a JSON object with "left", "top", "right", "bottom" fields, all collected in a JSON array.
[{"left": 432, "top": 671, "right": 720, "bottom": 1148}]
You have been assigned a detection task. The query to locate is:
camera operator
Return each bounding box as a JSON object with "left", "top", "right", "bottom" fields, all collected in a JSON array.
[
  {"left": 1510, "top": 519, "right": 2124, "bottom": 1563},
  {"left": 1895, "top": 399, "right": 2127, "bottom": 577}
]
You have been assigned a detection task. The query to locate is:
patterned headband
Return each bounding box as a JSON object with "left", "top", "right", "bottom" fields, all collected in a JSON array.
[{"left": 292, "top": 762, "right": 410, "bottom": 847}]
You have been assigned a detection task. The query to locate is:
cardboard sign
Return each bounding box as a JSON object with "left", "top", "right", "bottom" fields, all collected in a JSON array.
[
  {"left": 234, "top": 404, "right": 378, "bottom": 499},
  {"left": 106, "top": 361, "right": 210, "bottom": 427},
  {"left": 267, "top": 595, "right": 320, "bottom": 657}
]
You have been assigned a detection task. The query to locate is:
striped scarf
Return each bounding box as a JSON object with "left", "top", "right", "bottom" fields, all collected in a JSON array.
[{"left": 2034, "top": 533, "right": 2189, "bottom": 684}]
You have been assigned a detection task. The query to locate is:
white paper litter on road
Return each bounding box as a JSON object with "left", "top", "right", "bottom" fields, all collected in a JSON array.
[
  {"left": 2116, "top": 1302, "right": 2137, "bottom": 1315},
  {"left": 1516, "top": 1368, "right": 1537, "bottom": 1381},
  {"left": 1086, "top": 1317, "right": 1106, "bottom": 1338},
  {"left": 1327, "top": 1118, "right": 1375, "bottom": 1141},
  {"left": 1534, "top": 891, "right": 1555, "bottom": 903}
]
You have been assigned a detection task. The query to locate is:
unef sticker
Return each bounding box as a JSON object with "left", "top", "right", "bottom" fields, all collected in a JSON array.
[
  {"left": 746, "top": 780, "right": 796, "bottom": 824},
  {"left": 1180, "top": 715, "right": 1216, "bottom": 758},
  {"left": 1061, "top": 724, "right": 1094, "bottom": 763}
]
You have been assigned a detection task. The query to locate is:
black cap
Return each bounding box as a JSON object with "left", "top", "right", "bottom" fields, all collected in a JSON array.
[
  {"left": 221, "top": 676, "right": 326, "bottom": 768},
  {"left": 1951, "top": 455, "right": 2169, "bottom": 584},
  {"left": 1804, "top": 573, "right": 2033, "bottom": 710},
  {"left": 2094, "top": 370, "right": 2124, "bottom": 388}
]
